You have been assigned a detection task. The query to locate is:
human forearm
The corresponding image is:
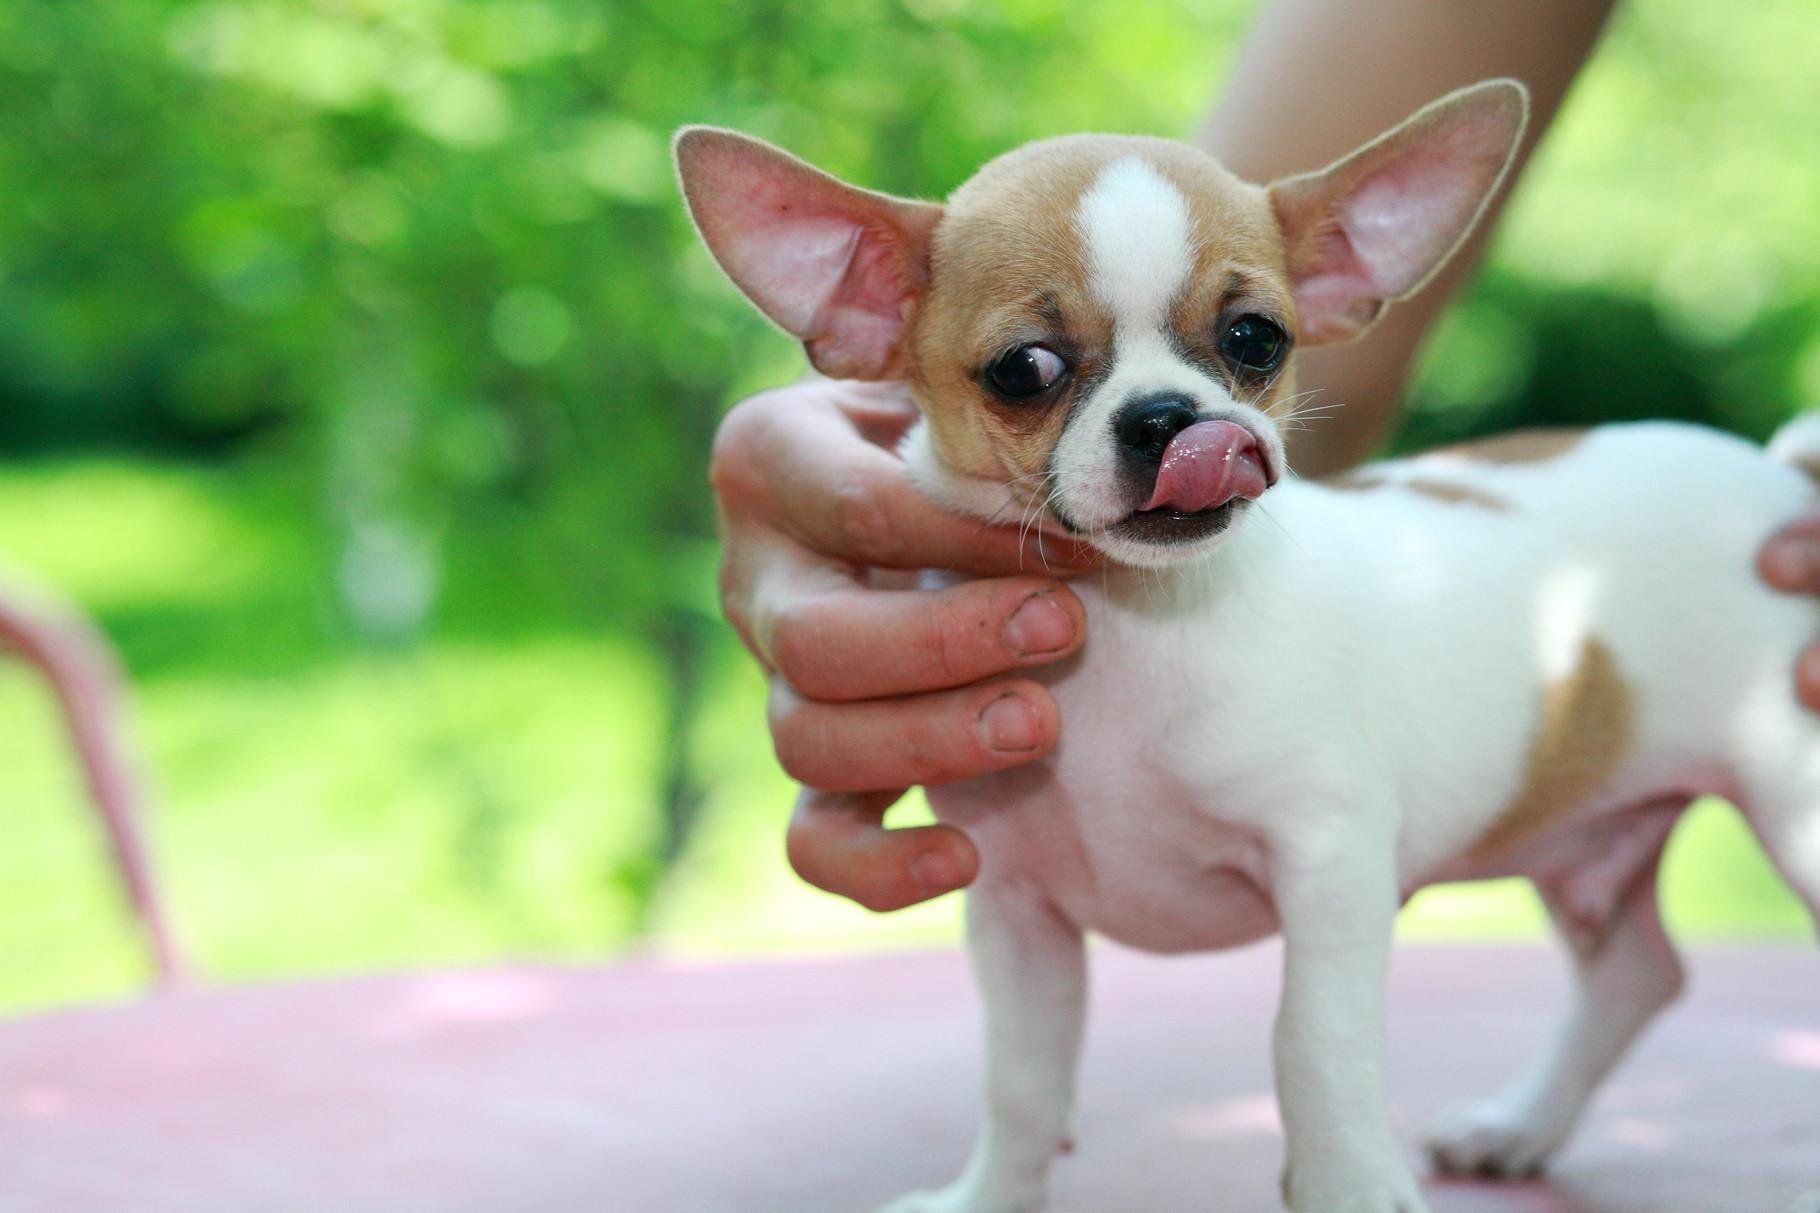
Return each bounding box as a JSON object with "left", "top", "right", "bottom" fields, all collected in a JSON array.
[{"left": 1198, "top": 0, "right": 1619, "bottom": 475}]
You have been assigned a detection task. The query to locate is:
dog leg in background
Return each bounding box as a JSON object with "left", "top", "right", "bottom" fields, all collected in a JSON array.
[
  {"left": 878, "top": 884, "right": 1086, "bottom": 1213},
  {"left": 1753, "top": 416, "right": 1820, "bottom": 933},
  {"left": 1272, "top": 810, "right": 1428, "bottom": 1213},
  {"left": 1740, "top": 765, "right": 1820, "bottom": 937},
  {"left": 1426, "top": 820, "right": 1684, "bottom": 1178},
  {"left": 0, "top": 589, "right": 188, "bottom": 985}
]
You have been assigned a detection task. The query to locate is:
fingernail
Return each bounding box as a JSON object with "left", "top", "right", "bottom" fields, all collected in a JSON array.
[
  {"left": 911, "top": 850, "right": 965, "bottom": 892},
  {"left": 1004, "top": 592, "right": 1075, "bottom": 657},
  {"left": 978, "top": 692, "right": 1041, "bottom": 753}
]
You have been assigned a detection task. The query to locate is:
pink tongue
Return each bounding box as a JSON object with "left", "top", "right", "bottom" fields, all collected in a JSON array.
[{"left": 1141, "top": 421, "right": 1268, "bottom": 513}]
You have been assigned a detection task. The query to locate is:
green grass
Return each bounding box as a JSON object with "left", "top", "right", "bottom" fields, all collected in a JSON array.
[{"left": 0, "top": 458, "right": 1809, "bottom": 1016}]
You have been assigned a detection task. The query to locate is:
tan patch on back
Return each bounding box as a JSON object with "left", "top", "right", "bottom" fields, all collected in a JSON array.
[
  {"left": 1322, "top": 469, "right": 1387, "bottom": 492},
  {"left": 1400, "top": 477, "right": 1513, "bottom": 511},
  {"left": 1434, "top": 428, "right": 1586, "bottom": 466},
  {"left": 1469, "top": 638, "right": 1635, "bottom": 861},
  {"left": 1319, "top": 469, "right": 1513, "bottom": 511},
  {"left": 1792, "top": 455, "right": 1820, "bottom": 491}
]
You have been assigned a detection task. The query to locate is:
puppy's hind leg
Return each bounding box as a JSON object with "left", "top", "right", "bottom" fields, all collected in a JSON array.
[
  {"left": 1741, "top": 770, "right": 1820, "bottom": 934},
  {"left": 1727, "top": 680, "right": 1820, "bottom": 929},
  {"left": 876, "top": 882, "right": 1086, "bottom": 1213},
  {"left": 1426, "top": 811, "right": 1685, "bottom": 1179}
]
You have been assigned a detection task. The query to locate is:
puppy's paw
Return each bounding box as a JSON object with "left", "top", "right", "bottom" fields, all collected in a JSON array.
[
  {"left": 874, "top": 1184, "right": 1042, "bottom": 1213},
  {"left": 1423, "top": 1100, "right": 1566, "bottom": 1180},
  {"left": 1285, "top": 1159, "right": 1430, "bottom": 1213}
]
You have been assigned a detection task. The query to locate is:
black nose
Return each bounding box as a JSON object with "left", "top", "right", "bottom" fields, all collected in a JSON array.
[{"left": 1114, "top": 395, "right": 1199, "bottom": 466}]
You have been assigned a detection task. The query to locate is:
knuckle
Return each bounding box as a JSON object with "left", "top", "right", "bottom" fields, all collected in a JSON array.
[
  {"left": 770, "top": 734, "right": 814, "bottom": 785},
  {"left": 928, "top": 595, "right": 995, "bottom": 685},
  {"left": 706, "top": 441, "right": 745, "bottom": 503},
  {"left": 783, "top": 810, "right": 825, "bottom": 883},
  {"left": 830, "top": 476, "right": 900, "bottom": 564},
  {"left": 766, "top": 694, "right": 822, "bottom": 783},
  {"left": 707, "top": 399, "right": 768, "bottom": 501},
  {"left": 901, "top": 715, "right": 967, "bottom": 786},
  {"left": 714, "top": 558, "right": 771, "bottom": 668},
  {"left": 765, "top": 604, "right": 827, "bottom": 693},
  {"left": 925, "top": 616, "right": 970, "bottom": 687}
]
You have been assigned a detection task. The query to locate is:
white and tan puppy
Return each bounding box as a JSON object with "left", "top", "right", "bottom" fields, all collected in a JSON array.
[{"left": 675, "top": 81, "right": 1820, "bottom": 1213}]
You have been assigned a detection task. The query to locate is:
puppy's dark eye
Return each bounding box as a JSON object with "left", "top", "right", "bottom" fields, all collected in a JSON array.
[
  {"left": 1219, "top": 315, "right": 1288, "bottom": 373},
  {"left": 986, "top": 345, "right": 1067, "bottom": 398}
]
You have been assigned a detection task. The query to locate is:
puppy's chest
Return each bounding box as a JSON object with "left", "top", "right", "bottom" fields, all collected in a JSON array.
[{"left": 931, "top": 584, "right": 1287, "bottom": 951}]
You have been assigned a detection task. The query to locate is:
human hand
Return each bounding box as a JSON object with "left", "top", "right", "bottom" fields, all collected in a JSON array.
[
  {"left": 710, "top": 377, "right": 1099, "bottom": 911},
  {"left": 1758, "top": 512, "right": 1820, "bottom": 711}
]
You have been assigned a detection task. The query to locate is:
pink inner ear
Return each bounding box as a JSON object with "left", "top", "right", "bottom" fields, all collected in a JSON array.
[
  {"left": 1277, "top": 218, "right": 1383, "bottom": 346},
  {"left": 805, "top": 223, "right": 923, "bottom": 379},
  {"left": 678, "top": 130, "right": 939, "bottom": 380},
  {"left": 1270, "top": 84, "right": 1525, "bottom": 345},
  {"left": 727, "top": 205, "right": 868, "bottom": 336},
  {"left": 1339, "top": 129, "right": 1501, "bottom": 298}
]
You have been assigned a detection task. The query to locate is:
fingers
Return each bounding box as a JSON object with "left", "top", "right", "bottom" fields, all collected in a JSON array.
[
  {"left": 1758, "top": 515, "right": 1820, "bottom": 714},
  {"left": 1798, "top": 645, "right": 1820, "bottom": 715},
  {"left": 768, "top": 678, "right": 1060, "bottom": 792},
  {"left": 732, "top": 382, "right": 1099, "bottom": 576},
  {"left": 822, "top": 378, "right": 923, "bottom": 446},
  {"left": 782, "top": 429, "right": 1096, "bottom": 574},
  {"left": 709, "top": 378, "right": 1090, "bottom": 915},
  {"left": 1758, "top": 514, "right": 1820, "bottom": 594},
  {"left": 765, "top": 576, "right": 1086, "bottom": 701},
  {"left": 786, "top": 788, "right": 979, "bottom": 911}
]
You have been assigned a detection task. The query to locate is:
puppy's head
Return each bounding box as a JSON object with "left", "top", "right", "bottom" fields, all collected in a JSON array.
[{"left": 676, "top": 80, "right": 1527, "bottom": 567}]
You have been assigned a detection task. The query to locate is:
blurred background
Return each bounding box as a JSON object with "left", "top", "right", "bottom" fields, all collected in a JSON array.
[{"left": 1, "top": 0, "right": 1816, "bottom": 1014}]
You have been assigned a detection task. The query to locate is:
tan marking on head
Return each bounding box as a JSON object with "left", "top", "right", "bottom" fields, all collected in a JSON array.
[
  {"left": 906, "top": 134, "right": 1290, "bottom": 499},
  {"left": 1318, "top": 470, "right": 1512, "bottom": 511},
  {"left": 1470, "top": 638, "right": 1634, "bottom": 861},
  {"left": 1433, "top": 428, "right": 1586, "bottom": 466}
]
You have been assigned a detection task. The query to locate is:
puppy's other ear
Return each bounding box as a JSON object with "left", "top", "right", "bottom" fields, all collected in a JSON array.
[
  {"left": 1268, "top": 79, "right": 1529, "bottom": 346},
  {"left": 674, "top": 127, "right": 943, "bottom": 380}
]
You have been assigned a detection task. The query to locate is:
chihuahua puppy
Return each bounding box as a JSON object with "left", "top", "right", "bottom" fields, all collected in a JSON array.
[{"left": 676, "top": 80, "right": 1820, "bottom": 1213}]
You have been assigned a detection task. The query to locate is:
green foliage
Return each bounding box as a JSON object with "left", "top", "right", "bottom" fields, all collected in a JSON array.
[
  {"left": 0, "top": 0, "right": 1817, "bottom": 1010},
  {"left": 2, "top": 0, "right": 1815, "bottom": 464}
]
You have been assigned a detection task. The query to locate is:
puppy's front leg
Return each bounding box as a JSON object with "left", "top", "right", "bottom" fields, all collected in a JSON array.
[
  {"left": 878, "top": 881, "right": 1086, "bottom": 1213},
  {"left": 1273, "top": 822, "right": 1427, "bottom": 1213}
]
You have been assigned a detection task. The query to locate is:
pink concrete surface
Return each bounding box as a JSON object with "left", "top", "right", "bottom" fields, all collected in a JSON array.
[{"left": 0, "top": 945, "right": 1815, "bottom": 1212}]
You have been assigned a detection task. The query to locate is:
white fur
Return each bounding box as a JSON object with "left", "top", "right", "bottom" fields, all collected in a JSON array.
[
  {"left": 1077, "top": 158, "right": 1192, "bottom": 327},
  {"left": 889, "top": 421, "right": 1820, "bottom": 1213},
  {"left": 1048, "top": 161, "right": 1287, "bottom": 558}
]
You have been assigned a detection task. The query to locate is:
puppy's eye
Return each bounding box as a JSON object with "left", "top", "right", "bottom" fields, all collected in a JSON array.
[
  {"left": 1219, "top": 315, "right": 1288, "bottom": 373},
  {"left": 986, "top": 345, "right": 1067, "bottom": 398}
]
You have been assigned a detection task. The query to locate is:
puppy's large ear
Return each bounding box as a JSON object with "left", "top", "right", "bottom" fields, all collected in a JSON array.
[
  {"left": 1268, "top": 79, "right": 1529, "bottom": 346},
  {"left": 675, "top": 127, "right": 943, "bottom": 380}
]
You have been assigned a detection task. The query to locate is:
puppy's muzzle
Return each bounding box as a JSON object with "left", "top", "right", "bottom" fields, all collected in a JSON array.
[{"left": 1114, "top": 396, "right": 1274, "bottom": 515}]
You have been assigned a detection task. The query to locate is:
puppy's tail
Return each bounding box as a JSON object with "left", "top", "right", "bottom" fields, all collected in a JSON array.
[{"left": 1768, "top": 411, "right": 1820, "bottom": 484}]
